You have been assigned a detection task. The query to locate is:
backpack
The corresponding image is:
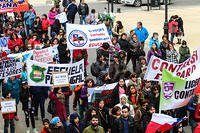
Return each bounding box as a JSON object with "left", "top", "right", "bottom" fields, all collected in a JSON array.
[
  {"left": 91, "top": 62, "right": 99, "bottom": 77},
  {"left": 47, "top": 99, "right": 56, "bottom": 115}
]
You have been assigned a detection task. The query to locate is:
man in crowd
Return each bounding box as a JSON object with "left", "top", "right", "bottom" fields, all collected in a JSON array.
[{"left": 78, "top": 0, "right": 89, "bottom": 25}]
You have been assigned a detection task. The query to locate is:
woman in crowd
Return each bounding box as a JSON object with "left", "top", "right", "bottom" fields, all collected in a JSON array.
[
  {"left": 118, "top": 33, "right": 129, "bottom": 53},
  {"left": 109, "top": 106, "right": 121, "bottom": 127},
  {"left": 50, "top": 117, "right": 65, "bottom": 133},
  {"left": 68, "top": 112, "right": 84, "bottom": 133},
  {"left": 8, "top": 32, "right": 24, "bottom": 52},
  {"left": 160, "top": 34, "right": 169, "bottom": 60},
  {"left": 128, "top": 73, "right": 141, "bottom": 89},
  {"left": 110, "top": 78, "right": 127, "bottom": 107},
  {"left": 83, "top": 107, "right": 98, "bottom": 128},
  {"left": 58, "top": 38, "right": 71, "bottom": 64},
  {"left": 41, "top": 14, "right": 50, "bottom": 35},
  {"left": 28, "top": 33, "right": 41, "bottom": 49},
  {"left": 49, "top": 87, "right": 72, "bottom": 131},
  {"left": 168, "top": 15, "right": 178, "bottom": 43},
  {"left": 147, "top": 42, "right": 162, "bottom": 63},
  {"left": 58, "top": 29, "right": 66, "bottom": 40},
  {"left": 48, "top": 7, "right": 58, "bottom": 33},
  {"left": 166, "top": 43, "right": 179, "bottom": 63},
  {"left": 112, "top": 21, "right": 125, "bottom": 39},
  {"left": 149, "top": 85, "right": 160, "bottom": 112},
  {"left": 31, "top": 16, "right": 43, "bottom": 38},
  {"left": 179, "top": 40, "right": 190, "bottom": 63}
]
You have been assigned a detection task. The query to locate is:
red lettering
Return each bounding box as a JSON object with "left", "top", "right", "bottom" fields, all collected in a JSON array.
[
  {"left": 186, "top": 58, "right": 190, "bottom": 66},
  {"left": 168, "top": 64, "right": 178, "bottom": 72},
  {"left": 176, "top": 64, "right": 183, "bottom": 72},
  {"left": 154, "top": 73, "right": 162, "bottom": 80},
  {"left": 186, "top": 68, "right": 191, "bottom": 77},
  {"left": 180, "top": 62, "right": 187, "bottom": 70},
  {"left": 191, "top": 65, "right": 196, "bottom": 73},
  {"left": 160, "top": 62, "right": 168, "bottom": 72},
  {"left": 176, "top": 72, "right": 181, "bottom": 76},
  {"left": 180, "top": 70, "right": 185, "bottom": 78},
  {"left": 152, "top": 59, "right": 160, "bottom": 70}
]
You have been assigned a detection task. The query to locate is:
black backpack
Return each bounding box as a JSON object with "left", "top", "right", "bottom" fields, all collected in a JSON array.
[
  {"left": 91, "top": 62, "right": 99, "bottom": 77},
  {"left": 47, "top": 99, "right": 56, "bottom": 115}
]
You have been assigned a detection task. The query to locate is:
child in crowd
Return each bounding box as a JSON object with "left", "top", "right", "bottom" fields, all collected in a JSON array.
[{"left": 41, "top": 119, "right": 51, "bottom": 133}]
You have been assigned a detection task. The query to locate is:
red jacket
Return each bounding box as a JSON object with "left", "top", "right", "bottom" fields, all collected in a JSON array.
[
  {"left": 42, "top": 18, "right": 50, "bottom": 31},
  {"left": 41, "top": 128, "right": 50, "bottom": 133},
  {"left": 73, "top": 49, "right": 88, "bottom": 59},
  {"left": 8, "top": 38, "right": 24, "bottom": 51},
  {"left": 28, "top": 38, "right": 41, "bottom": 49},
  {"left": 168, "top": 20, "right": 178, "bottom": 33},
  {"left": 48, "top": 91, "right": 72, "bottom": 122}
]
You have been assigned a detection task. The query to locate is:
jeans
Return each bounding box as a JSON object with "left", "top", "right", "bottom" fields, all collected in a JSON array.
[
  {"left": 33, "top": 96, "right": 45, "bottom": 119},
  {"left": 24, "top": 110, "right": 35, "bottom": 128},
  {"left": 170, "top": 33, "right": 176, "bottom": 43},
  {"left": 26, "top": 24, "right": 31, "bottom": 36},
  {"left": 80, "top": 15, "right": 87, "bottom": 25},
  {"left": 4, "top": 119, "right": 15, "bottom": 133},
  {"left": 62, "top": 120, "right": 68, "bottom": 133}
]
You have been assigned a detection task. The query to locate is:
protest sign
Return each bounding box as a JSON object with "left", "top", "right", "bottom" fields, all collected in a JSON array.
[
  {"left": 0, "top": 0, "right": 29, "bottom": 13},
  {"left": 0, "top": 58, "right": 22, "bottom": 79},
  {"left": 67, "top": 23, "right": 111, "bottom": 49},
  {"left": 33, "top": 48, "right": 53, "bottom": 63},
  {"left": 27, "top": 59, "right": 84, "bottom": 86},
  {"left": 55, "top": 12, "right": 67, "bottom": 23},
  {"left": 0, "top": 37, "right": 10, "bottom": 54},
  {"left": 144, "top": 49, "right": 199, "bottom": 81},
  {"left": 159, "top": 69, "right": 200, "bottom": 111},
  {"left": 1, "top": 99, "right": 16, "bottom": 114},
  {"left": 52, "top": 71, "right": 69, "bottom": 87}
]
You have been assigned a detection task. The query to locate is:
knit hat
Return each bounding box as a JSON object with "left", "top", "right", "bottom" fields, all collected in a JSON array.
[
  {"left": 50, "top": 117, "right": 60, "bottom": 126},
  {"left": 51, "top": 32, "right": 57, "bottom": 38}
]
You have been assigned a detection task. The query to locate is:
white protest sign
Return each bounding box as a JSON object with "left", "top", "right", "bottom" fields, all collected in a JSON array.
[
  {"left": 66, "top": 23, "right": 111, "bottom": 49},
  {"left": 0, "top": 37, "right": 10, "bottom": 54},
  {"left": 27, "top": 59, "right": 84, "bottom": 86},
  {"left": 53, "top": 72, "right": 69, "bottom": 87},
  {"left": 55, "top": 12, "right": 67, "bottom": 23},
  {"left": 0, "top": 58, "right": 22, "bottom": 79},
  {"left": 1, "top": 99, "right": 16, "bottom": 114},
  {"left": 33, "top": 48, "right": 53, "bottom": 63},
  {"left": 144, "top": 49, "right": 199, "bottom": 81}
]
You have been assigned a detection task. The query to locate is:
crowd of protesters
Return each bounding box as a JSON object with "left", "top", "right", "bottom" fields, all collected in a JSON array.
[{"left": 0, "top": 0, "right": 198, "bottom": 133}]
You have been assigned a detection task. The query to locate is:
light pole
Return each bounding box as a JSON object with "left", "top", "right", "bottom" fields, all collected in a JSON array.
[
  {"left": 111, "top": 0, "right": 114, "bottom": 13},
  {"left": 163, "top": 0, "right": 169, "bottom": 38}
]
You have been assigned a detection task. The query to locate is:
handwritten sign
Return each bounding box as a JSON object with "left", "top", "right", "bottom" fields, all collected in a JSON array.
[
  {"left": 1, "top": 99, "right": 16, "bottom": 114},
  {"left": 53, "top": 71, "right": 69, "bottom": 87},
  {"left": 55, "top": 12, "right": 67, "bottom": 23},
  {"left": 33, "top": 48, "right": 53, "bottom": 63}
]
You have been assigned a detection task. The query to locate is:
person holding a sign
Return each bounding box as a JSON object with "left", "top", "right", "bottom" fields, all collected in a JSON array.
[{"left": 1, "top": 90, "right": 16, "bottom": 133}]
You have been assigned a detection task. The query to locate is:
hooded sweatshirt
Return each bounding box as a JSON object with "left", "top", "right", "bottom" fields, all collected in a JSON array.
[{"left": 116, "top": 94, "right": 135, "bottom": 117}]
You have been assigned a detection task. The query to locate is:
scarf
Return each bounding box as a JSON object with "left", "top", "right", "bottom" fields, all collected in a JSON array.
[
  {"left": 131, "top": 94, "right": 136, "bottom": 105},
  {"left": 56, "top": 93, "right": 65, "bottom": 104}
]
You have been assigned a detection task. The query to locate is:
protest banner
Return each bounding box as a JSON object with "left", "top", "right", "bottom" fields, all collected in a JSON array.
[
  {"left": 27, "top": 59, "right": 84, "bottom": 86},
  {"left": 55, "top": 12, "right": 67, "bottom": 23},
  {"left": 1, "top": 99, "right": 16, "bottom": 114},
  {"left": 66, "top": 23, "right": 111, "bottom": 49},
  {"left": 144, "top": 49, "right": 199, "bottom": 81},
  {"left": 0, "top": 58, "right": 22, "bottom": 79},
  {"left": 0, "top": 37, "right": 10, "bottom": 54},
  {"left": 0, "top": 0, "right": 29, "bottom": 13},
  {"left": 52, "top": 71, "right": 69, "bottom": 87},
  {"left": 159, "top": 68, "right": 200, "bottom": 111},
  {"left": 33, "top": 48, "right": 53, "bottom": 63}
]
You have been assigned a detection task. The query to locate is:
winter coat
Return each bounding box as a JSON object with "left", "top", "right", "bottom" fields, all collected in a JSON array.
[
  {"left": 68, "top": 113, "right": 85, "bottom": 133},
  {"left": 168, "top": 20, "right": 178, "bottom": 34},
  {"left": 118, "top": 38, "right": 129, "bottom": 53},
  {"left": 41, "top": 128, "right": 51, "bottom": 133},
  {"left": 112, "top": 116, "right": 136, "bottom": 133},
  {"left": 62, "top": 0, "right": 71, "bottom": 7},
  {"left": 24, "top": 11, "right": 35, "bottom": 27},
  {"left": 51, "top": 19, "right": 61, "bottom": 34},
  {"left": 97, "top": 107, "right": 111, "bottom": 132},
  {"left": 147, "top": 49, "right": 162, "bottom": 63},
  {"left": 97, "top": 48, "right": 109, "bottom": 62},
  {"left": 166, "top": 49, "right": 178, "bottom": 63},
  {"left": 20, "top": 87, "right": 34, "bottom": 111},
  {"left": 159, "top": 41, "right": 168, "bottom": 60},
  {"left": 48, "top": 11, "right": 58, "bottom": 25},
  {"left": 58, "top": 44, "right": 71, "bottom": 64},
  {"left": 109, "top": 109, "right": 120, "bottom": 127},
  {"left": 94, "top": 61, "right": 107, "bottom": 78},
  {"left": 176, "top": 17, "right": 184, "bottom": 35},
  {"left": 78, "top": 3, "right": 89, "bottom": 15},
  {"left": 134, "top": 108, "right": 147, "bottom": 133},
  {"left": 28, "top": 38, "right": 41, "bottom": 49},
  {"left": 179, "top": 46, "right": 190, "bottom": 63},
  {"left": 3, "top": 78, "right": 22, "bottom": 104},
  {"left": 8, "top": 38, "right": 24, "bottom": 51},
  {"left": 134, "top": 27, "right": 149, "bottom": 43},
  {"left": 42, "top": 18, "right": 50, "bottom": 31},
  {"left": 128, "top": 38, "right": 141, "bottom": 56},
  {"left": 73, "top": 49, "right": 88, "bottom": 62},
  {"left": 141, "top": 112, "right": 152, "bottom": 132},
  {"left": 188, "top": 95, "right": 198, "bottom": 121},
  {"left": 127, "top": 93, "right": 144, "bottom": 113},
  {"left": 80, "top": 86, "right": 89, "bottom": 107},
  {"left": 48, "top": 91, "right": 72, "bottom": 122},
  {"left": 67, "top": 3, "right": 78, "bottom": 17},
  {"left": 83, "top": 125, "right": 105, "bottom": 133},
  {"left": 149, "top": 37, "right": 160, "bottom": 48},
  {"left": 109, "top": 61, "right": 126, "bottom": 82},
  {"left": 1, "top": 98, "right": 15, "bottom": 120},
  {"left": 31, "top": 21, "right": 43, "bottom": 37},
  {"left": 112, "top": 26, "right": 125, "bottom": 39}
]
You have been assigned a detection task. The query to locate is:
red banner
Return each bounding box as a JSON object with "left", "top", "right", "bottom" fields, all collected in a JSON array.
[{"left": 0, "top": 0, "right": 29, "bottom": 13}]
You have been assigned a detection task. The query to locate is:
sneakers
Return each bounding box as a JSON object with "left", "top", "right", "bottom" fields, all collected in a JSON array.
[
  {"left": 33, "top": 128, "right": 38, "bottom": 133},
  {"left": 26, "top": 127, "right": 30, "bottom": 133},
  {"left": 14, "top": 116, "right": 19, "bottom": 121}
]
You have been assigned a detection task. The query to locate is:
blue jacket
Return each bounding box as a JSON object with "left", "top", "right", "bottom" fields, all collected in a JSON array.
[
  {"left": 134, "top": 27, "right": 149, "bottom": 43},
  {"left": 24, "top": 11, "right": 35, "bottom": 27},
  {"left": 149, "top": 37, "right": 160, "bottom": 48},
  {"left": 3, "top": 78, "right": 22, "bottom": 104},
  {"left": 67, "top": 3, "right": 78, "bottom": 16}
]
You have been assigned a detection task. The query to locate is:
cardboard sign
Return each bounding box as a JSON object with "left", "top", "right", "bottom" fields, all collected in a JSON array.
[
  {"left": 52, "top": 71, "right": 69, "bottom": 87},
  {"left": 1, "top": 99, "right": 16, "bottom": 114}
]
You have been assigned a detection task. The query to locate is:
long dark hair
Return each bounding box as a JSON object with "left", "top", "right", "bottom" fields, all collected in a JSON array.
[
  {"left": 85, "top": 107, "right": 97, "bottom": 121},
  {"left": 127, "top": 84, "right": 137, "bottom": 102},
  {"left": 10, "top": 32, "right": 18, "bottom": 40},
  {"left": 116, "top": 21, "right": 123, "bottom": 29},
  {"left": 151, "top": 43, "right": 159, "bottom": 53},
  {"left": 53, "top": 87, "right": 60, "bottom": 94},
  {"left": 84, "top": 78, "right": 95, "bottom": 87}
]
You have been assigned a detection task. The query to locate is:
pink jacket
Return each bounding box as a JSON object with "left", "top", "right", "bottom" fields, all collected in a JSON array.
[
  {"left": 48, "top": 11, "right": 58, "bottom": 25},
  {"left": 168, "top": 21, "right": 178, "bottom": 33}
]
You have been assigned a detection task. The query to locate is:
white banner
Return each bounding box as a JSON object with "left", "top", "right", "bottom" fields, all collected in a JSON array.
[
  {"left": 66, "top": 23, "right": 111, "bottom": 49},
  {"left": 27, "top": 59, "right": 84, "bottom": 86},
  {"left": 0, "top": 37, "right": 10, "bottom": 54},
  {"left": 144, "top": 49, "right": 199, "bottom": 81},
  {"left": 0, "top": 58, "right": 22, "bottom": 79}
]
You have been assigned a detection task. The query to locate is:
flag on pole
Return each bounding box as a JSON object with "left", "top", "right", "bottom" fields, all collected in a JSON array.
[{"left": 145, "top": 113, "right": 187, "bottom": 133}]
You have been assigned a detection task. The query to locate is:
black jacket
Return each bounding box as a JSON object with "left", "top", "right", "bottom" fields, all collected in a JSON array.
[
  {"left": 97, "top": 107, "right": 111, "bottom": 132},
  {"left": 58, "top": 43, "right": 71, "bottom": 64},
  {"left": 78, "top": 3, "right": 89, "bottom": 15},
  {"left": 176, "top": 17, "right": 184, "bottom": 34},
  {"left": 20, "top": 87, "right": 34, "bottom": 111},
  {"left": 141, "top": 113, "right": 152, "bottom": 133},
  {"left": 160, "top": 41, "right": 168, "bottom": 60},
  {"left": 51, "top": 19, "right": 61, "bottom": 35},
  {"left": 118, "top": 38, "right": 129, "bottom": 53},
  {"left": 112, "top": 116, "right": 136, "bottom": 133}
]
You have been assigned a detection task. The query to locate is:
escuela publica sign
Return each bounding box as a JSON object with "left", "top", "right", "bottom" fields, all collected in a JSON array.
[
  {"left": 67, "top": 23, "right": 111, "bottom": 50},
  {"left": 0, "top": 58, "right": 22, "bottom": 79},
  {"left": 144, "top": 49, "right": 199, "bottom": 81},
  {"left": 27, "top": 59, "right": 84, "bottom": 86}
]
